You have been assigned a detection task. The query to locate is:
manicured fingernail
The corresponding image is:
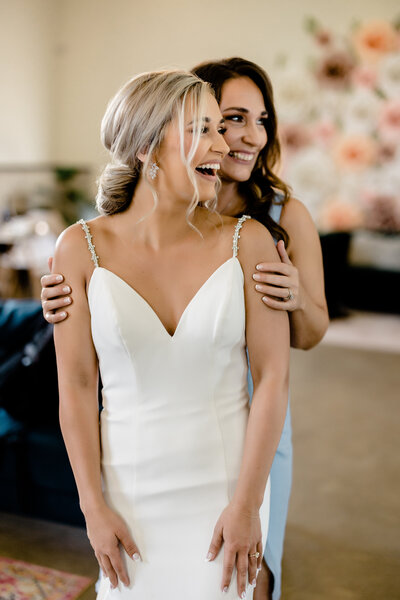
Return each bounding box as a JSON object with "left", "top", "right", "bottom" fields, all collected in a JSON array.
[
  {"left": 222, "top": 586, "right": 229, "bottom": 593},
  {"left": 262, "top": 296, "right": 268, "bottom": 303},
  {"left": 252, "top": 273, "right": 261, "bottom": 280},
  {"left": 205, "top": 552, "right": 213, "bottom": 561},
  {"left": 56, "top": 275, "right": 63, "bottom": 282},
  {"left": 256, "top": 264, "right": 262, "bottom": 270},
  {"left": 251, "top": 578, "right": 257, "bottom": 587},
  {"left": 240, "top": 592, "right": 246, "bottom": 599},
  {"left": 132, "top": 553, "right": 141, "bottom": 561},
  {"left": 59, "top": 311, "right": 67, "bottom": 317},
  {"left": 63, "top": 286, "right": 70, "bottom": 293},
  {"left": 45, "top": 313, "right": 51, "bottom": 319},
  {"left": 64, "top": 297, "right": 71, "bottom": 304},
  {"left": 255, "top": 285, "right": 262, "bottom": 291}
]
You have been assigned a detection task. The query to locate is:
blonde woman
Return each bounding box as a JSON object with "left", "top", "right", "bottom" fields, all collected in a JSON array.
[{"left": 51, "top": 70, "right": 289, "bottom": 599}]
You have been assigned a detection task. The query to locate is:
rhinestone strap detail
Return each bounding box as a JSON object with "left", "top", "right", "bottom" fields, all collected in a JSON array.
[
  {"left": 232, "top": 215, "right": 251, "bottom": 257},
  {"left": 78, "top": 219, "right": 99, "bottom": 267}
]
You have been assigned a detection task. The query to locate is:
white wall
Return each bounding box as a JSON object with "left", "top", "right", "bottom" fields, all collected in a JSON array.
[
  {"left": 1, "top": 0, "right": 399, "bottom": 168},
  {"left": 0, "top": 0, "right": 56, "bottom": 163}
]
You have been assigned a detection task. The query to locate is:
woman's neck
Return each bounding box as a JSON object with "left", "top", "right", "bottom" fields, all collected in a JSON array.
[
  {"left": 117, "top": 179, "right": 203, "bottom": 251},
  {"left": 216, "top": 180, "right": 246, "bottom": 217}
]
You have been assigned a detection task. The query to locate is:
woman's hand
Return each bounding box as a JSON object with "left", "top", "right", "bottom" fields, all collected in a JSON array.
[
  {"left": 252, "top": 240, "right": 303, "bottom": 312},
  {"left": 84, "top": 502, "right": 142, "bottom": 589},
  {"left": 40, "top": 257, "right": 71, "bottom": 323},
  {"left": 206, "top": 503, "right": 263, "bottom": 598}
]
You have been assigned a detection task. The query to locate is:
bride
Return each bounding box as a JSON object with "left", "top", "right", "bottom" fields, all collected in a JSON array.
[{"left": 52, "top": 69, "right": 289, "bottom": 599}]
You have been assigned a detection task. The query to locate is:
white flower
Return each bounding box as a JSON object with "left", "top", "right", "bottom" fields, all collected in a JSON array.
[
  {"left": 274, "top": 68, "right": 317, "bottom": 123},
  {"left": 283, "top": 147, "right": 337, "bottom": 219},
  {"left": 342, "top": 89, "right": 381, "bottom": 135},
  {"left": 378, "top": 52, "right": 400, "bottom": 98},
  {"left": 316, "top": 88, "right": 347, "bottom": 122},
  {"left": 362, "top": 158, "right": 400, "bottom": 197}
]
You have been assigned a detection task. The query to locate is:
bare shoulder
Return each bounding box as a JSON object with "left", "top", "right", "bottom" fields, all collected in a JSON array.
[
  {"left": 280, "top": 198, "right": 324, "bottom": 273},
  {"left": 280, "top": 197, "right": 317, "bottom": 234},
  {"left": 53, "top": 219, "right": 98, "bottom": 279},
  {"left": 237, "top": 217, "right": 279, "bottom": 269}
]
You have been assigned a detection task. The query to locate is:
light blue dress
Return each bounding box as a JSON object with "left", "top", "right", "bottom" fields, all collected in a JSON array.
[{"left": 247, "top": 201, "right": 292, "bottom": 600}]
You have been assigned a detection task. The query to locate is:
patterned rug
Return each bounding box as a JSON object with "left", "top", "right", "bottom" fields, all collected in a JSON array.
[{"left": 0, "top": 556, "right": 92, "bottom": 600}]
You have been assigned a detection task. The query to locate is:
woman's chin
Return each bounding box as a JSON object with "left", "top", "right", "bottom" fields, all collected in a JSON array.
[
  {"left": 220, "top": 167, "right": 252, "bottom": 183},
  {"left": 197, "top": 183, "right": 218, "bottom": 204}
]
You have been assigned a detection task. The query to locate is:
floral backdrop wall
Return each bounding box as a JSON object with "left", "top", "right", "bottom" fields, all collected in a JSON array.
[{"left": 274, "top": 17, "right": 400, "bottom": 235}]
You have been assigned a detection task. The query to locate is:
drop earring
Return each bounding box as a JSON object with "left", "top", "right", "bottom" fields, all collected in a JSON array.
[{"left": 149, "top": 162, "right": 159, "bottom": 180}]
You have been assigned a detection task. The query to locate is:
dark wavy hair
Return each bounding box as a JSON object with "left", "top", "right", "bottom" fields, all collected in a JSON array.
[{"left": 192, "top": 57, "right": 291, "bottom": 246}]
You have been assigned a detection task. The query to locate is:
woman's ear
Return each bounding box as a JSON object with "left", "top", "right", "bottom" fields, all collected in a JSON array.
[{"left": 137, "top": 152, "right": 147, "bottom": 164}]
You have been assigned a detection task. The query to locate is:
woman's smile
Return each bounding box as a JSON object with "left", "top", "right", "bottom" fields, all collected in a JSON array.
[{"left": 195, "top": 161, "right": 221, "bottom": 181}]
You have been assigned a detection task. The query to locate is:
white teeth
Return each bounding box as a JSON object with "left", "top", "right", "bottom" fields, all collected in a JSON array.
[
  {"left": 197, "top": 163, "right": 220, "bottom": 170},
  {"left": 230, "top": 152, "right": 254, "bottom": 161}
]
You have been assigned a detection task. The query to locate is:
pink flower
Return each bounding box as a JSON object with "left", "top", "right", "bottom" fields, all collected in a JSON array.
[
  {"left": 376, "top": 140, "right": 397, "bottom": 163},
  {"left": 378, "top": 99, "right": 400, "bottom": 142},
  {"left": 353, "top": 20, "right": 399, "bottom": 63},
  {"left": 333, "top": 134, "right": 376, "bottom": 171},
  {"left": 315, "top": 30, "right": 332, "bottom": 46},
  {"left": 351, "top": 65, "right": 378, "bottom": 89},
  {"left": 320, "top": 199, "right": 364, "bottom": 231},
  {"left": 312, "top": 120, "right": 337, "bottom": 146},
  {"left": 315, "top": 50, "right": 355, "bottom": 88},
  {"left": 280, "top": 123, "right": 312, "bottom": 153}
]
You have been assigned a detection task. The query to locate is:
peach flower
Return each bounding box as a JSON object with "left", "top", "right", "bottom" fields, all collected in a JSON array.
[
  {"left": 353, "top": 20, "right": 399, "bottom": 63},
  {"left": 319, "top": 199, "right": 364, "bottom": 231},
  {"left": 333, "top": 134, "right": 376, "bottom": 171}
]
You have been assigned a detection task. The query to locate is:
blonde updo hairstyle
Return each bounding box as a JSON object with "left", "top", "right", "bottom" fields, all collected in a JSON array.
[{"left": 96, "top": 69, "right": 215, "bottom": 221}]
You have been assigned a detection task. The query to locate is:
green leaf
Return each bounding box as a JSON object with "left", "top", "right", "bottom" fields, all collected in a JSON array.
[{"left": 304, "top": 16, "right": 320, "bottom": 34}]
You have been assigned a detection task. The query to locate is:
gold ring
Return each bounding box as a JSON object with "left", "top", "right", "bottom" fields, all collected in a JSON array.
[{"left": 248, "top": 551, "right": 260, "bottom": 559}]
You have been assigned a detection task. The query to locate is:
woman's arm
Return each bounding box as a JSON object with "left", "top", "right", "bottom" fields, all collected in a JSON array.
[
  {"left": 207, "top": 220, "right": 290, "bottom": 597},
  {"left": 52, "top": 224, "right": 140, "bottom": 588},
  {"left": 253, "top": 198, "right": 329, "bottom": 350}
]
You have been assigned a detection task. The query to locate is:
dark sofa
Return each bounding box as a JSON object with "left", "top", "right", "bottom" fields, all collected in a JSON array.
[{"left": 0, "top": 300, "right": 84, "bottom": 526}]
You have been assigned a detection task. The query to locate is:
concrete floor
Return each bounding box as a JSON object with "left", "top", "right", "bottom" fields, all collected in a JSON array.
[
  {"left": 283, "top": 345, "right": 400, "bottom": 599},
  {"left": 0, "top": 344, "right": 399, "bottom": 599}
]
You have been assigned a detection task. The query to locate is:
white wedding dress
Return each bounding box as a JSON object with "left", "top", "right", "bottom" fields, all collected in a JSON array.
[{"left": 79, "top": 216, "right": 270, "bottom": 599}]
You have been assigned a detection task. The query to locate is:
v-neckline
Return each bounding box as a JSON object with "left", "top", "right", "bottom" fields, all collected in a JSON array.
[{"left": 88, "top": 257, "right": 240, "bottom": 339}]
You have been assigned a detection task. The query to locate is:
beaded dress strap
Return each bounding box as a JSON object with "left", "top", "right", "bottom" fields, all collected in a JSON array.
[
  {"left": 78, "top": 219, "right": 99, "bottom": 268},
  {"left": 232, "top": 215, "right": 251, "bottom": 258}
]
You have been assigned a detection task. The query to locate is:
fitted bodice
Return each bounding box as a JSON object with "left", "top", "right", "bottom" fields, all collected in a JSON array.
[{"left": 91, "top": 256, "right": 249, "bottom": 413}]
